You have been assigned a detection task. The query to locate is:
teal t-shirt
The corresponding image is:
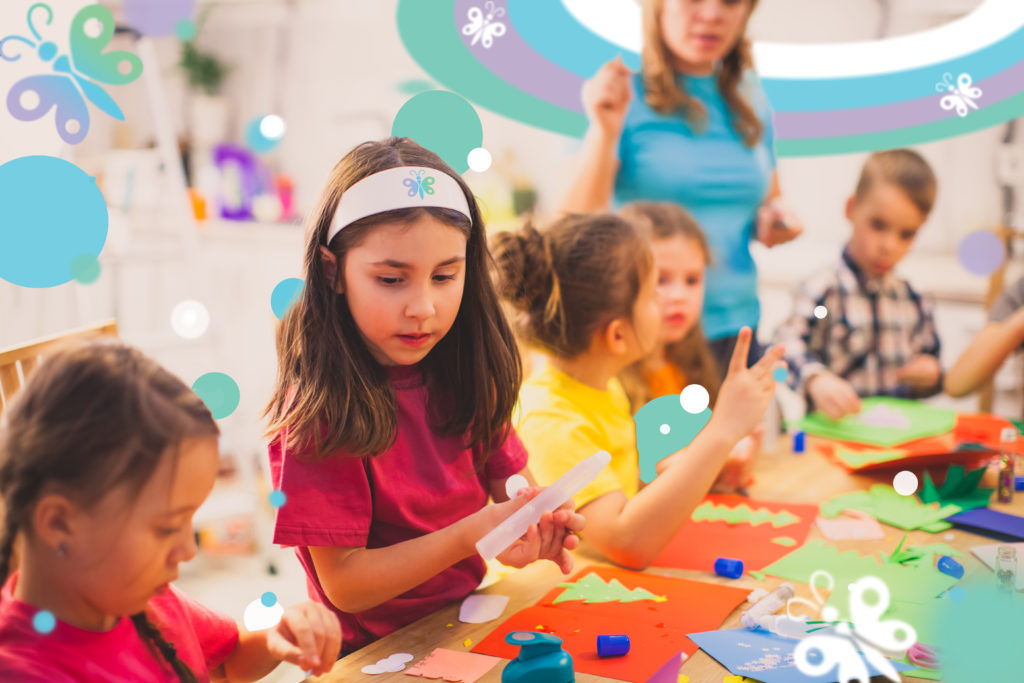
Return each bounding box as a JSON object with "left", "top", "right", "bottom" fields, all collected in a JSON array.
[{"left": 614, "top": 71, "right": 776, "bottom": 340}]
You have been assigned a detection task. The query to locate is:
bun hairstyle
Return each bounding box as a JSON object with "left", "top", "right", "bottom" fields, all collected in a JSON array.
[{"left": 493, "top": 213, "right": 653, "bottom": 359}]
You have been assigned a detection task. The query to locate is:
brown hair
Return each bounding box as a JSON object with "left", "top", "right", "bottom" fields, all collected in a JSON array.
[
  {"left": 617, "top": 202, "right": 721, "bottom": 410},
  {"left": 264, "top": 138, "right": 522, "bottom": 465},
  {"left": 493, "top": 214, "right": 653, "bottom": 358},
  {"left": 0, "top": 341, "right": 219, "bottom": 682},
  {"left": 854, "top": 149, "right": 937, "bottom": 216},
  {"left": 641, "top": 0, "right": 762, "bottom": 147}
]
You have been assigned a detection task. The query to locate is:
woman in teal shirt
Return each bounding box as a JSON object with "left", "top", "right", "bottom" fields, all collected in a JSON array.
[{"left": 562, "top": 0, "right": 802, "bottom": 374}]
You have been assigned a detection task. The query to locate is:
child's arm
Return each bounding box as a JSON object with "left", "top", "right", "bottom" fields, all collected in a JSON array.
[
  {"left": 946, "top": 306, "right": 1024, "bottom": 397},
  {"left": 213, "top": 602, "right": 341, "bottom": 681},
  {"left": 579, "top": 329, "right": 784, "bottom": 569}
]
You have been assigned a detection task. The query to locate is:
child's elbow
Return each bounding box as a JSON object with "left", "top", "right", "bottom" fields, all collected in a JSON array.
[
  {"left": 601, "top": 541, "right": 656, "bottom": 571},
  {"left": 322, "top": 583, "right": 373, "bottom": 615}
]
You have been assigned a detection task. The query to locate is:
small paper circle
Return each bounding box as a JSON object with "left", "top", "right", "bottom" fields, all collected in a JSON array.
[
  {"left": 467, "top": 147, "right": 492, "bottom": 172},
  {"left": 893, "top": 470, "right": 919, "bottom": 496},
  {"left": 659, "top": 423, "right": 670, "bottom": 435},
  {"left": 813, "top": 305, "right": 828, "bottom": 320},
  {"left": 505, "top": 474, "right": 529, "bottom": 499},
  {"left": 680, "top": 384, "right": 710, "bottom": 414}
]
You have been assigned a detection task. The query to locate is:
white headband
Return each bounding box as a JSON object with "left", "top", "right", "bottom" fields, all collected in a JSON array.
[{"left": 326, "top": 166, "right": 472, "bottom": 244}]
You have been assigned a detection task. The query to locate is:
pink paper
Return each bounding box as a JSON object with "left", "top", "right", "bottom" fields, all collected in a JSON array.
[
  {"left": 815, "top": 509, "right": 885, "bottom": 541},
  {"left": 404, "top": 648, "right": 501, "bottom": 682}
]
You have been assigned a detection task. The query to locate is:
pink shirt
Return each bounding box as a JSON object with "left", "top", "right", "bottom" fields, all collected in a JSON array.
[
  {"left": 269, "top": 365, "right": 527, "bottom": 652},
  {"left": 0, "top": 573, "right": 238, "bottom": 682}
]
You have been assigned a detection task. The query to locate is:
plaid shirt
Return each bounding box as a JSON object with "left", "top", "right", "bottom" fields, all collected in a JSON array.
[{"left": 774, "top": 248, "right": 942, "bottom": 404}]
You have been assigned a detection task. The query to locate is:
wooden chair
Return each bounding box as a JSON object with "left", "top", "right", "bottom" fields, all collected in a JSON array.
[
  {"left": 0, "top": 319, "right": 119, "bottom": 418},
  {"left": 0, "top": 320, "right": 118, "bottom": 580}
]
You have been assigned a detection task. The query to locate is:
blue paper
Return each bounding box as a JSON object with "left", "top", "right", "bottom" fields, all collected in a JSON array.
[
  {"left": 946, "top": 507, "right": 1024, "bottom": 541},
  {"left": 687, "top": 627, "right": 912, "bottom": 683}
]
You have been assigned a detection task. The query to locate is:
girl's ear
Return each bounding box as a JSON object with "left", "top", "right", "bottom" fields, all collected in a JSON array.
[
  {"left": 603, "top": 318, "right": 631, "bottom": 356},
  {"left": 319, "top": 246, "right": 344, "bottom": 294},
  {"left": 32, "top": 493, "right": 75, "bottom": 556}
]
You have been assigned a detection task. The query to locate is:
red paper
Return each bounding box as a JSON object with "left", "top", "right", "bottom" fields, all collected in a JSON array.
[
  {"left": 650, "top": 495, "right": 818, "bottom": 572},
  {"left": 473, "top": 567, "right": 748, "bottom": 683},
  {"left": 404, "top": 648, "right": 500, "bottom": 682}
]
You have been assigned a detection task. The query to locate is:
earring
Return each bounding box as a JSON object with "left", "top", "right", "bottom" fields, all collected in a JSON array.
[{"left": 56, "top": 542, "right": 67, "bottom": 558}]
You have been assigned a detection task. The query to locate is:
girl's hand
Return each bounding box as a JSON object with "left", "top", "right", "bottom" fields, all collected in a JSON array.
[
  {"left": 756, "top": 197, "right": 804, "bottom": 248},
  {"left": 710, "top": 328, "right": 785, "bottom": 444},
  {"left": 264, "top": 601, "right": 342, "bottom": 677},
  {"left": 710, "top": 425, "right": 762, "bottom": 494},
  {"left": 476, "top": 488, "right": 585, "bottom": 574},
  {"left": 582, "top": 56, "right": 632, "bottom": 137}
]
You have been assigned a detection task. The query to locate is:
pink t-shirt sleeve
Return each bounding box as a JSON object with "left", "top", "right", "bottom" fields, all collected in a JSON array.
[
  {"left": 159, "top": 586, "right": 239, "bottom": 673},
  {"left": 269, "top": 430, "right": 373, "bottom": 548},
  {"left": 483, "top": 427, "right": 529, "bottom": 481}
]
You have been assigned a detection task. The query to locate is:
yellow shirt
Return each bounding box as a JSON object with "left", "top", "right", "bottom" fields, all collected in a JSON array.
[{"left": 516, "top": 363, "right": 639, "bottom": 509}]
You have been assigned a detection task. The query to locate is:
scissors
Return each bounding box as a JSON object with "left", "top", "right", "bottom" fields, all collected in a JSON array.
[{"left": 908, "top": 642, "right": 939, "bottom": 669}]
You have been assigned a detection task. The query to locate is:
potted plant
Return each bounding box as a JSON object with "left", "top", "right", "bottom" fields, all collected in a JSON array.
[{"left": 178, "top": 11, "right": 231, "bottom": 148}]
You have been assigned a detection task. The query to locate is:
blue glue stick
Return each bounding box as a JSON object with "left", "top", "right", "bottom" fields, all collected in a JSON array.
[
  {"left": 715, "top": 557, "right": 744, "bottom": 579},
  {"left": 597, "top": 634, "right": 630, "bottom": 657},
  {"left": 793, "top": 431, "right": 806, "bottom": 454},
  {"left": 937, "top": 555, "right": 964, "bottom": 580}
]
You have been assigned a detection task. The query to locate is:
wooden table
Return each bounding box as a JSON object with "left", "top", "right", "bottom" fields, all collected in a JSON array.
[{"left": 320, "top": 442, "right": 1022, "bottom": 682}]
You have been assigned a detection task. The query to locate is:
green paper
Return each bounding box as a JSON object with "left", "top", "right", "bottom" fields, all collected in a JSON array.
[
  {"left": 553, "top": 572, "right": 661, "bottom": 604},
  {"left": 833, "top": 446, "right": 910, "bottom": 469},
  {"left": 798, "top": 397, "right": 956, "bottom": 447},
  {"left": 771, "top": 536, "right": 798, "bottom": 546},
  {"left": 919, "top": 465, "right": 994, "bottom": 511},
  {"left": 820, "top": 485, "right": 961, "bottom": 532},
  {"left": 749, "top": 571, "right": 766, "bottom": 581},
  {"left": 691, "top": 500, "right": 800, "bottom": 528}
]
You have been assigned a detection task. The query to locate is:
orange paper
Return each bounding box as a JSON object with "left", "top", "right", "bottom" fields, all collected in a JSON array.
[{"left": 404, "top": 648, "right": 500, "bottom": 682}]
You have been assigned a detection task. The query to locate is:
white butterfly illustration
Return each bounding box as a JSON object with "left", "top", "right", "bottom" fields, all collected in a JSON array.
[
  {"left": 787, "top": 571, "right": 917, "bottom": 683},
  {"left": 461, "top": 1, "right": 507, "bottom": 49},
  {"left": 936, "top": 72, "right": 982, "bottom": 118}
]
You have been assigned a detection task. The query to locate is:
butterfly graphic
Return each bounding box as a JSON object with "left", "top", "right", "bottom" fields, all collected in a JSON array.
[
  {"left": 461, "top": 1, "right": 507, "bottom": 49},
  {"left": 403, "top": 169, "right": 436, "bottom": 199},
  {"left": 1, "top": 3, "right": 143, "bottom": 145},
  {"left": 936, "top": 72, "right": 982, "bottom": 118},
  {"left": 788, "top": 571, "right": 916, "bottom": 683}
]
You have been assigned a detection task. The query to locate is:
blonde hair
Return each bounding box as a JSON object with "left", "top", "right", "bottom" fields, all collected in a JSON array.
[
  {"left": 640, "top": 0, "right": 762, "bottom": 147},
  {"left": 617, "top": 202, "right": 721, "bottom": 411},
  {"left": 854, "top": 149, "right": 937, "bottom": 216}
]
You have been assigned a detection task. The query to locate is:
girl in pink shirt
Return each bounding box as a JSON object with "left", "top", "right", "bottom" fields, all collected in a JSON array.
[
  {"left": 264, "top": 137, "right": 585, "bottom": 653},
  {"left": 0, "top": 342, "right": 341, "bottom": 681}
]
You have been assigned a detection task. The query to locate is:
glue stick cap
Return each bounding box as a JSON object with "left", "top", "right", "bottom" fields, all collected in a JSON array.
[
  {"left": 715, "top": 557, "right": 744, "bottom": 579},
  {"left": 597, "top": 634, "right": 630, "bottom": 657},
  {"left": 937, "top": 555, "right": 964, "bottom": 580},
  {"left": 793, "top": 431, "right": 806, "bottom": 453}
]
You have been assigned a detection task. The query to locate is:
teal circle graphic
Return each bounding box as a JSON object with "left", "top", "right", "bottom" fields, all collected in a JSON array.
[
  {"left": 191, "top": 372, "right": 240, "bottom": 420},
  {"left": 936, "top": 581, "right": 1023, "bottom": 681},
  {"left": 271, "top": 278, "right": 305, "bottom": 320},
  {"left": 392, "top": 91, "right": 483, "bottom": 173},
  {"left": 32, "top": 610, "right": 56, "bottom": 634},
  {"left": 261, "top": 591, "right": 277, "bottom": 607},
  {"left": 70, "top": 254, "right": 102, "bottom": 284},
  {"left": 773, "top": 367, "right": 788, "bottom": 383},
  {"left": 176, "top": 19, "right": 196, "bottom": 41},
  {"left": 0, "top": 156, "right": 108, "bottom": 288},
  {"left": 244, "top": 116, "right": 285, "bottom": 154},
  {"left": 268, "top": 489, "right": 287, "bottom": 508}
]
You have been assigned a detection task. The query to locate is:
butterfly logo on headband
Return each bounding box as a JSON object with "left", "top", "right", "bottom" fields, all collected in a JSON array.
[
  {"left": 1, "top": 3, "right": 143, "bottom": 145},
  {"left": 404, "top": 169, "right": 436, "bottom": 200},
  {"left": 936, "top": 72, "right": 981, "bottom": 118}
]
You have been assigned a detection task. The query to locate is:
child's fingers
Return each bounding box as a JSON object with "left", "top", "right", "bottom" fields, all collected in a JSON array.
[
  {"left": 556, "top": 548, "right": 574, "bottom": 574},
  {"left": 265, "top": 628, "right": 305, "bottom": 667},
  {"left": 279, "top": 610, "right": 322, "bottom": 671},
  {"left": 312, "top": 605, "right": 342, "bottom": 675},
  {"left": 728, "top": 327, "right": 753, "bottom": 374}
]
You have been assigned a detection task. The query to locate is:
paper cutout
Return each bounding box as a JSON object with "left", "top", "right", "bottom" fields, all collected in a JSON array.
[
  {"left": 881, "top": 537, "right": 960, "bottom": 567},
  {"left": 969, "top": 543, "right": 1024, "bottom": 591},
  {"left": 798, "top": 397, "right": 956, "bottom": 447},
  {"left": 919, "top": 464, "right": 994, "bottom": 511},
  {"left": 770, "top": 536, "right": 797, "bottom": 546},
  {"left": 688, "top": 628, "right": 912, "bottom": 683},
  {"left": 691, "top": 500, "right": 801, "bottom": 528},
  {"left": 404, "top": 648, "right": 499, "bottom": 682},
  {"left": 947, "top": 507, "right": 1024, "bottom": 540},
  {"left": 820, "top": 485, "right": 960, "bottom": 532},
  {"left": 653, "top": 495, "right": 819, "bottom": 571},
  {"left": 749, "top": 571, "right": 766, "bottom": 581},
  {"left": 458, "top": 594, "right": 509, "bottom": 624},
  {"left": 475, "top": 567, "right": 748, "bottom": 682},
  {"left": 815, "top": 510, "right": 885, "bottom": 541},
  {"left": 362, "top": 653, "right": 414, "bottom": 674},
  {"left": 553, "top": 572, "right": 662, "bottom": 604}
]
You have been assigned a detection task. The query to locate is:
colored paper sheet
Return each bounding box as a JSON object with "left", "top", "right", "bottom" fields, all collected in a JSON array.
[
  {"left": 771, "top": 536, "right": 798, "bottom": 546},
  {"left": 798, "top": 397, "right": 956, "bottom": 447},
  {"left": 652, "top": 495, "right": 819, "bottom": 571},
  {"left": 947, "top": 507, "right": 1024, "bottom": 540},
  {"left": 820, "top": 485, "right": 960, "bottom": 532},
  {"left": 970, "top": 542, "right": 1024, "bottom": 591},
  {"left": 553, "top": 572, "right": 662, "bottom": 604},
  {"left": 919, "top": 465, "right": 994, "bottom": 511},
  {"left": 815, "top": 510, "right": 885, "bottom": 541},
  {"left": 404, "top": 648, "right": 500, "bottom": 682},
  {"left": 458, "top": 594, "right": 509, "bottom": 624},
  {"left": 688, "top": 628, "right": 913, "bottom": 683},
  {"left": 691, "top": 500, "right": 801, "bottom": 527}
]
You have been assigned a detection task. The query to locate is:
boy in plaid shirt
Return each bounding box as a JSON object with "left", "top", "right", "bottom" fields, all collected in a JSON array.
[{"left": 775, "top": 149, "right": 941, "bottom": 419}]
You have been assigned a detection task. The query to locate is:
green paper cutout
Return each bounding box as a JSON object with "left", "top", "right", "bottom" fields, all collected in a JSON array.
[
  {"left": 691, "top": 501, "right": 800, "bottom": 528},
  {"left": 919, "top": 465, "right": 994, "bottom": 511},
  {"left": 885, "top": 535, "right": 923, "bottom": 565},
  {"left": 798, "top": 397, "right": 956, "bottom": 447},
  {"left": 771, "top": 536, "right": 798, "bottom": 547},
  {"left": 553, "top": 572, "right": 663, "bottom": 605},
  {"left": 832, "top": 446, "right": 910, "bottom": 469},
  {"left": 749, "top": 571, "right": 766, "bottom": 581},
  {"left": 820, "top": 485, "right": 961, "bottom": 532}
]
